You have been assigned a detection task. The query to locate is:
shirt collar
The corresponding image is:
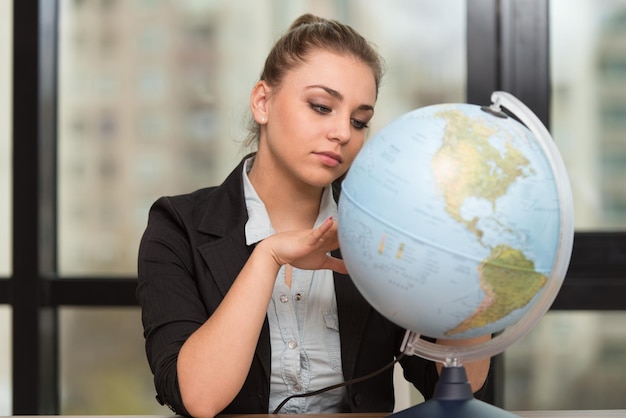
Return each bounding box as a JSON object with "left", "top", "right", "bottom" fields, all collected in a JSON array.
[{"left": 243, "top": 156, "right": 338, "bottom": 245}]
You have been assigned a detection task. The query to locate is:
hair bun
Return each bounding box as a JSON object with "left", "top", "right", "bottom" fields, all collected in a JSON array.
[{"left": 288, "top": 13, "right": 326, "bottom": 31}]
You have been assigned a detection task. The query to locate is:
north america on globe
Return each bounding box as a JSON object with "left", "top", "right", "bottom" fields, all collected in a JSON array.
[{"left": 431, "top": 109, "right": 534, "bottom": 241}]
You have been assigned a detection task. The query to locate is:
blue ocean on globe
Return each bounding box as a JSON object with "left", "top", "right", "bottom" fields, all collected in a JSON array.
[{"left": 338, "top": 103, "right": 562, "bottom": 340}]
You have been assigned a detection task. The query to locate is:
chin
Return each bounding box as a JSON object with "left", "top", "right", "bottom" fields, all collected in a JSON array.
[
  {"left": 302, "top": 169, "right": 340, "bottom": 189},
  {"left": 308, "top": 176, "right": 336, "bottom": 189}
]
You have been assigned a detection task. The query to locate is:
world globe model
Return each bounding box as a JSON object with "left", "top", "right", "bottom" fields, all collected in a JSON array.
[{"left": 337, "top": 92, "right": 574, "bottom": 417}]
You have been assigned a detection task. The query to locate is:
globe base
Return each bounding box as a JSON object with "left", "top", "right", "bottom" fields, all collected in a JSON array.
[{"left": 389, "top": 366, "right": 520, "bottom": 418}]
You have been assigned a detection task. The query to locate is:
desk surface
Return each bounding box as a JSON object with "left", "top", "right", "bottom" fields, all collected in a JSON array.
[
  {"left": 516, "top": 412, "right": 626, "bottom": 418},
  {"left": 220, "top": 412, "right": 626, "bottom": 418},
  {"left": 3, "top": 413, "right": 626, "bottom": 418}
]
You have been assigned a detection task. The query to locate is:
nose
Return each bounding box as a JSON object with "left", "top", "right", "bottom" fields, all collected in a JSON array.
[{"left": 329, "top": 117, "right": 352, "bottom": 144}]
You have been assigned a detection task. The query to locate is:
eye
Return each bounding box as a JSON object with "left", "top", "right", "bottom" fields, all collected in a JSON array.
[
  {"left": 309, "top": 102, "right": 332, "bottom": 114},
  {"left": 351, "top": 118, "right": 369, "bottom": 130}
]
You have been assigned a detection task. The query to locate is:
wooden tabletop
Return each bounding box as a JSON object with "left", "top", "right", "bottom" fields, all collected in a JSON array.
[
  {"left": 3, "top": 412, "right": 626, "bottom": 418},
  {"left": 219, "top": 411, "right": 626, "bottom": 418}
]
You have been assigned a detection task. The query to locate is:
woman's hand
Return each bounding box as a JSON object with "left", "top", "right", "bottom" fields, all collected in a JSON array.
[
  {"left": 263, "top": 216, "right": 348, "bottom": 274},
  {"left": 179, "top": 217, "right": 347, "bottom": 417}
]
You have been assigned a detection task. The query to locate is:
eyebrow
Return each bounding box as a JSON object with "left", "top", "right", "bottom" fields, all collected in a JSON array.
[{"left": 306, "top": 84, "right": 374, "bottom": 112}]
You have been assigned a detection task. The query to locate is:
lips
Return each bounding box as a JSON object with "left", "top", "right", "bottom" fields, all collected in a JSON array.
[{"left": 315, "top": 151, "right": 343, "bottom": 167}]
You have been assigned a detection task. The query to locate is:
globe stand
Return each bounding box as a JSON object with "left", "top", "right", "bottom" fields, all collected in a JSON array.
[{"left": 389, "top": 365, "right": 520, "bottom": 418}]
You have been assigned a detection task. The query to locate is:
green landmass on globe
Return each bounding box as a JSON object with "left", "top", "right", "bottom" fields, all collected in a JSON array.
[
  {"left": 430, "top": 109, "right": 547, "bottom": 336},
  {"left": 431, "top": 109, "right": 535, "bottom": 242},
  {"left": 445, "top": 244, "right": 548, "bottom": 336}
]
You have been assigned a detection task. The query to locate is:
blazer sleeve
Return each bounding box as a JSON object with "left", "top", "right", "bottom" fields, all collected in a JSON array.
[{"left": 137, "top": 196, "right": 207, "bottom": 416}]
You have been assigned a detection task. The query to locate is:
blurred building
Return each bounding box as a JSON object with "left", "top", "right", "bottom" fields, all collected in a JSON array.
[
  {"left": 58, "top": 0, "right": 225, "bottom": 275},
  {"left": 596, "top": 8, "right": 626, "bottom": 223}
]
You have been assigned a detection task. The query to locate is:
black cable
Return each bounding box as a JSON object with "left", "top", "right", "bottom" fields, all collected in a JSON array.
[{"left": 272, "top": 352, "right": 406, "bottom": 414}]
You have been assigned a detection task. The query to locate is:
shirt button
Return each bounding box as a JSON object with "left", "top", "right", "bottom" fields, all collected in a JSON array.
[
  {"left": 295, "top": 293, "right": 303, "bottom": 301},
  {"left": 288, "top": 340, "right": 297, "bottom": 349},
  {"left": 294, "top": 384, "right": 302, "bottom": 392},
  {"left": 279, "top": 294, "right": 289, "bottom": 303}
]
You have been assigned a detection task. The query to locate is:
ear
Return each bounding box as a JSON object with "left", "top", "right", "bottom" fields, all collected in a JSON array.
[{"left": 250, "top": 80, "right": 270, "bottom": 124}]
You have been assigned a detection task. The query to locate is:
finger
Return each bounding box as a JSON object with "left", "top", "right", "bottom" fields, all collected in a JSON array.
[
  {"left": 323, "top": 256, "right": 348, "bottom": 275},
  {"left": 310, "top": 216, "right": 335, "bottom": 241}
]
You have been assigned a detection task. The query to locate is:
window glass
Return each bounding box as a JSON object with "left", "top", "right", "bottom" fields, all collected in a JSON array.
[
  {"left": 504, "top": 311, "right": 626, "bottom": 410},
  {"left": 0, "top": 0, "right": 12, "bottom": 277},
  {"left": 550, "top": 0, "right": 626, "bottom": 230},
  {"left": 0, "top": 307, "right": 10, "bottom": 415},
  {"left": 57, "top": 0, "right": 466, "bottom": 276},
  {"left": 0, "top": 0, "right": 13, "bottom": 413},
  {"left": 59, "top": 307, "right": 167, "bottom": 414}
]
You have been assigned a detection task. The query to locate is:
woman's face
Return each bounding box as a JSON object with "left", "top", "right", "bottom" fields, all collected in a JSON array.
[{"left": 256, "top": 49, "right": 377, "bottom": 189}]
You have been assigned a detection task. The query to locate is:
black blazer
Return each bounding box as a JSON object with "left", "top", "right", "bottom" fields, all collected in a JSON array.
[{"left": 137, "top": 156, "right": 438, "bottom": 416}]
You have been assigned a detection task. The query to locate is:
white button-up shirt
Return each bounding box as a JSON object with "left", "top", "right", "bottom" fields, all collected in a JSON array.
[{"left": 242, "top": 157, "right": 347, "bottom": 413}]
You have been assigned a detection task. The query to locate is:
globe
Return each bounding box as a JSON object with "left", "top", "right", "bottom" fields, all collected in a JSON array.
[{"left": 337, "top": 91, "right": 574, "bottom": 373}]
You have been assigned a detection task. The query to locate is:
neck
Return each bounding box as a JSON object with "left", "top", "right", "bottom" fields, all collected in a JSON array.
[{"left": 248, "top": 161, "right": 324, "bottom": 232}]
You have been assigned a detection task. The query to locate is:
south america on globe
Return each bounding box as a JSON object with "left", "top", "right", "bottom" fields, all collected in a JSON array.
[{"left": 338, "top": 100, "right": 570, "bottom": 342}]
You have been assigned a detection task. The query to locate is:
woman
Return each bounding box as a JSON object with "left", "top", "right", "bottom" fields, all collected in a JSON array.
[{"left": 137, "top": 13, "right": 489, "bottom": 418}]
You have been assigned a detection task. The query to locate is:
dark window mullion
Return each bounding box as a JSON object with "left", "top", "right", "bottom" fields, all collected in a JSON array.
[
  {"left": 12, "top": 0, "right": 44, "bottom": 412},
  {"left": 467, "top": 0, "right": 499, "bottom": 106},
  {"left": 499, "top": 0, "right": 550, "bottom": 126},
  {"left": 0, "top": 281, "right": 9, "bottom": 304},
  {"left": 47, "top": 278, "right": 139, "bottom": 306},
  {"left": 553, "top": 232, "right": 626, "bottom": 310},
  {"left": 12, "top": 0, "right": 59, "bottom": 414}
]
